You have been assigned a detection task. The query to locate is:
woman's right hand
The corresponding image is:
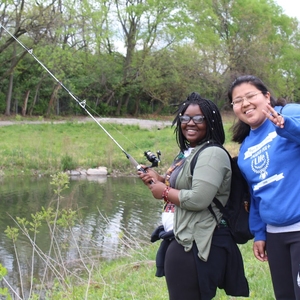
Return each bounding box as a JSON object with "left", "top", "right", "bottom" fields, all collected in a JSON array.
[
  {"left": 253, "top": 240, "right": 268, "bottom": 262},
  {"left": 137, "top": 165, "right": 160, "bottom": 185}
]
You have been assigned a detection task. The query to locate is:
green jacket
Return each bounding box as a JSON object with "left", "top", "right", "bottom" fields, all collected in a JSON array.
[{"left": 174, "top": 143, "right": 231, "bottom": 261}]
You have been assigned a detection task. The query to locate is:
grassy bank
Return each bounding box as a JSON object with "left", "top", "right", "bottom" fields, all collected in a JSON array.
[
  {"left": 0, "top": 113, "right": 238, "bottom": 177},
  {"left": 0, "top": 121, "right": 171, "bottom": 176},
  {"left": 47, "top": 240, "right": 274, "bottom": 299}
]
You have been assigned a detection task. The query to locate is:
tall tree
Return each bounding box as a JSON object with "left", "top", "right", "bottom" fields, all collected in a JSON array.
[
  {"left": 112, "top": 0, "right": 182, "bottom": 115},
  {"left": 1, "top": 0, "right": 63, "bottom": 115},
  {"left": 182, "top": 0, "right": 300, "bottom": 103}
]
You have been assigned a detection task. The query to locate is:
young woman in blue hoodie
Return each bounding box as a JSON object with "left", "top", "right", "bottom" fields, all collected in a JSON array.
[{"left": 228, "top": 75, "right": 300, "bottom": 300}]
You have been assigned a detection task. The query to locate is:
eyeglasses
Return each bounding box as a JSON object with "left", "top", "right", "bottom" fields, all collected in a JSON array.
[
  {"left": 231, "top": 92, "right": 262, "bottom": 107},
  {"left": 179, "top": 115, "right": 205, "bottom": 124}
]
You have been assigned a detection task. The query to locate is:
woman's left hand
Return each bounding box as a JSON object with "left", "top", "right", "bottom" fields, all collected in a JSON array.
[
  {"left": 148, "top": 181, "right": 166, "bottom": 199},
  {"left": 147, "top": 180, "right": 180, "bottom": 205},
  {"left": 263, "top": 104, "right": 284, "bottom": 128}
]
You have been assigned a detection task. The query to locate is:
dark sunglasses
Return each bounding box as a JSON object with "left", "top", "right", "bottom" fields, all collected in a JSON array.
[{"left": 179, "top": 115, "right": 206, "bottom": 124}]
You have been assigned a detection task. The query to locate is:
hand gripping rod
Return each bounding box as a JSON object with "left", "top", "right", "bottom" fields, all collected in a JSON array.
[{"left": 0, "top": 24, "right": 146, "bottom": 172}]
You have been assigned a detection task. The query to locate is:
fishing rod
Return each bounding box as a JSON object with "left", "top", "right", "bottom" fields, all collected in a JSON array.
[{"left": 0, "top": 24, "right": 161, "bottom": 171}]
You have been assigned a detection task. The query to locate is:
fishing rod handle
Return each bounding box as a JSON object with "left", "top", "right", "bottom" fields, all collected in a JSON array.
[{"left": 136, "top": 164, "right": 147, "bottom": 173}]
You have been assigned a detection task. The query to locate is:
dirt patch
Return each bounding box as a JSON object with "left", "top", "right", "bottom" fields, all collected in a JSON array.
[{"left": 0, "top": 117, "right": 172, "bottom": 129}]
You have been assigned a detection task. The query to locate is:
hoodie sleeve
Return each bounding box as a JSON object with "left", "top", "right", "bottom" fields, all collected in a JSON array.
[
  {"left": 275, "top": 104, "right": 300, "bottom": 144},
  {"left": 249, "top": 192, "right": 266, "bottom": 241}
]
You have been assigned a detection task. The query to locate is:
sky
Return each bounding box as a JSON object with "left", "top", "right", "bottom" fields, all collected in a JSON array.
[{"left": 275, "top": 0, "right": 300, "bottom": 19}]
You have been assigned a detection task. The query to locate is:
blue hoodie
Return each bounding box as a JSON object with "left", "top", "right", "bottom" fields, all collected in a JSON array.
[{"left": 238, "top": 104, "right": 300, "bottom": 241}]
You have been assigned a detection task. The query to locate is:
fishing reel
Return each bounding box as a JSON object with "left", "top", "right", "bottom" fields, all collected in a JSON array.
[{"left": 144, "top": 150, "right": 161, "bottom": 168}]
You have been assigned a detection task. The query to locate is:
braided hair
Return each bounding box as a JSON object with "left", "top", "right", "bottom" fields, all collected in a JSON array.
[{"left": 172, "top": 92, "right": 225, "bottom": 152}]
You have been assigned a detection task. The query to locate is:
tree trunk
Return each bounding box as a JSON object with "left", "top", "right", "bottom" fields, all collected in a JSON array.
[
  {"left": 22, "top": 90, "right": 30, "bottom": 116},
  {"left": 29, "top": 78, "right": 43, "bottom": 116},
  {"left": 116, "top": 97, "right": 123, "bottom": 116},
  {"left": 5, "top": 42, "right": 17, "bottom": 116},
  {"left": 46, "top": 83, "right": 61, "bottom": 116},
  {"left": 5, "top": 72, "right": 14, "bottom": 116},
  {"left": 133, "top": 97, "right": 140, "bottom": 116},
  {"left": 153, "top": 103, "right": 164, "bottom": 115},
  {"left": 123, "top": 93, "right": 130, "bottom": 113}
]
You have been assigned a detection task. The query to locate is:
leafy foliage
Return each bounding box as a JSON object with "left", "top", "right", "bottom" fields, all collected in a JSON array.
[{"left": 1, "top": 0, "right": 300, "bottom": 118}]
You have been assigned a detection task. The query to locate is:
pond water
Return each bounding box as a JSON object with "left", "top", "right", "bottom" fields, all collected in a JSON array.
[{"left": 0, "top": 175, "right": 162, "bottom": 298}]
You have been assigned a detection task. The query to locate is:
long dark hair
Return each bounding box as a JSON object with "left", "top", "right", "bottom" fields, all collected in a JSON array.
[
  {"left": 228, "top": 75, "right": 286, "bottom": 144},
  {"left": 172, "top": 92, "right": 225, "bottom": 152}
]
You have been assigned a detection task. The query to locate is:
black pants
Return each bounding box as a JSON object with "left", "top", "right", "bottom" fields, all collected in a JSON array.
[
  {"left": 164, "top": 239, "right": 202, "bottom": 300},
  {"left": 164, "top": 228, "right": 249, "bottom": 300},
  {"left": 266, "top": 231, "right": 300, "bottom": 300},
  {"left": 164, "top": 239, "right": 228, "bottom": 300}
]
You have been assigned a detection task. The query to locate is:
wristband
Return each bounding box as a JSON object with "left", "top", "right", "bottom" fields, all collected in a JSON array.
[{"left": 162, "top": 186, "right": 171, "bottom": 202}]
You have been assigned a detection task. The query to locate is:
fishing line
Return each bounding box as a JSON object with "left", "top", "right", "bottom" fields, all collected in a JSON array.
[{"left": 0, "top": 24, "right": 151, "bottom": 172}]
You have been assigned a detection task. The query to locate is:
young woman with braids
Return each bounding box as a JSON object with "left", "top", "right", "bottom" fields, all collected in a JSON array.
[
  {"left": 228, "top": 75, "right": 300, "bottom": 300},
  {"left": 138, "top": 92, "right": 249, "bottom": 300}
]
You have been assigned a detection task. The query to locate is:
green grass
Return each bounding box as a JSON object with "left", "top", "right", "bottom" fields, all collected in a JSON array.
[
  {"left": 0, "top": 121, "right": 176, "bottom": 176},
  {"left": 46, "top": 241, "right": 274, "bottom": 299},
  {"left": 0, "top": 113, "right": 238, "bottom": 177}
]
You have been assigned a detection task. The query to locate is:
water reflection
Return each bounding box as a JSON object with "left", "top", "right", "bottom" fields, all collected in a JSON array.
[{"left": 0, "top": 175, "right": 162, "bottom": 298}]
